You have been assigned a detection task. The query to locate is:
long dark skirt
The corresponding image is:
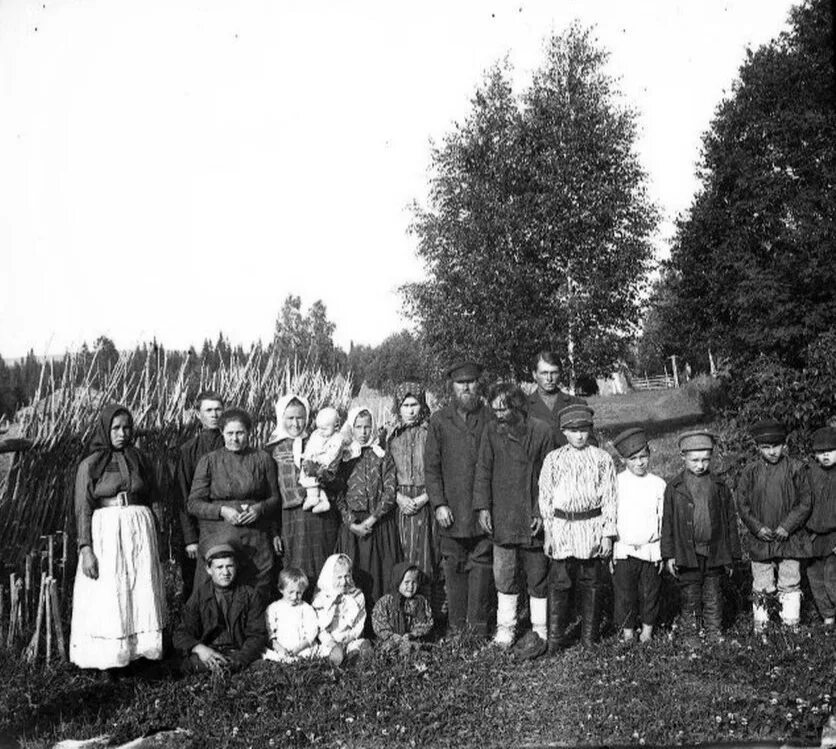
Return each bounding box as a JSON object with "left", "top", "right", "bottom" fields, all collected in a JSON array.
[
  {"left": 337, "top": 510, "right": 402, "bottom": 611},
  {"left": 282, "top": 504, "right": 341, "bottom": 586}
]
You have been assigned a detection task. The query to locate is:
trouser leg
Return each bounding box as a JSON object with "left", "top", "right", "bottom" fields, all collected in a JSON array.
[
  {"left": 441, "top": 536, "right": 468, "bottom": 632},
  {"left": 613, "top": 557, "right": 640, "bottom": 632},
  {"left": 677, "top": 565, "right": 703, "bottom": 633},
  {"left": 548, "top": 559, "right": 573, "bottom": 652},
  {"left": 777, "top": 559, "right": 801, "bottom": 626},
  {"left": 522, "top": 547, "right": 549, "bottom": 640},
  {"left": 466, "top": 536, "right": 494, "bottom": 637},
  {"left": 639, "top": 559, "right": 661, "bottom": 627},
  {"left": 701, "top": 565, "right": 723, "bottom": 633},
  {"left": 807, "top": 557, "right": 832, "bottom": 619}
]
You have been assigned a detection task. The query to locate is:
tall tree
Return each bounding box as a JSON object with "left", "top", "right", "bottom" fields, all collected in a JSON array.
[
  {"left": 403, "top": 25, "right": 658, "bottom": 383},
  {"left": 647, "top": 0, "right": 835, "bottom": 371}
]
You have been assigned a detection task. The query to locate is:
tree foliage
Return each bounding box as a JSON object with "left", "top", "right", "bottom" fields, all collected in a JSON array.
[
  {"left": 403, "top": 25, "right": 658, "bottom": 382},
  {"left": 347, "top": 330, "right": 428, "bottom": 395},
  {"left": 645, "top": 0, "right": 835, "bottom": 372},
  {"left": 271, "top": 295, "right": 344, "bottom": 374}
]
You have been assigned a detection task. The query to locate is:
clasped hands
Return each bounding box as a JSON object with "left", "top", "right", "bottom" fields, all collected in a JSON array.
[
  {"left": 397, "top": 492, "right": 429, "bottom": 516},
  {"left": 350, "top": 516, "right": 376, "bottom": 538},
  {"left": 757, "top": 525, "right": 789, "bottom": 542},
  {"left": 220, "top": 502, "right": 262, "bottom": 526}
]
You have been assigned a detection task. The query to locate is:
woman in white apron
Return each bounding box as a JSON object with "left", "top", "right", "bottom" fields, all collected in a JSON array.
[{"left": 70, "top": 404, "right": 166, "bottom": 670}]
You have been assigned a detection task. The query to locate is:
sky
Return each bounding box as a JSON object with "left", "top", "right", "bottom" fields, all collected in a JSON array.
[{"left": 0, "top": 0, "right": 796, "bottom": 360}]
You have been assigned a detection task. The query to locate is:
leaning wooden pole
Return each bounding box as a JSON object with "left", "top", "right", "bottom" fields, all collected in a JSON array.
[
  {"left": 49, "top": 578, "right": 67, "bottom": 663},
  {"left": 24, "top": 572, "right": 47, "bottom": 663}
]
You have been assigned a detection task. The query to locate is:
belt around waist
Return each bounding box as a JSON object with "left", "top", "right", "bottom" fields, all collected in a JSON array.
[
  {"left": 98, "top": 492, "right": 143, "bottom": 508},
  {"left": 553, "top": 507, "right": 602, "bottom": 521},
  {"left": 398, "top": 485, "right": 426, "bottom": 498}
]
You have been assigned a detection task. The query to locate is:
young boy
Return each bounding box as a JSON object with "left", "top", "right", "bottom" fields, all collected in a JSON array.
[
  {"left": 539, "top": 404, "right": 616, "bottom": 650},
  {"left": 805, "top": 427, "right": 836, "bottom": 626},
  {"left": 736, "top": 420, "right": 811, "bottom": 631},
  {"left": 173, "top": 543, "right": 268, "bottom": 673},
  {"left": 473, "top": 382, "right": 554, "bottom": 658},
  {"left": 662, "top": 431, "right": 740, "bottom": 640},
  {"left": 263, "top": 567, "right": 324, "bottom": 663},
  {"left": 611, "top": 427, "right": 666, "bottom": 643}
]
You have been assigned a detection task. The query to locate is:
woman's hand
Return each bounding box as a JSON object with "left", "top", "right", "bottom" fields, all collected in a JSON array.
[
  {"left": 397, "top": 493, "right": 417, "bottom": 515},
  {"left": 81, "top": 546, "right": 98, "bottom": 579},
  {"left": 220, "top": 506, "right": 241, "bottom": 525},
  {"left": 237, "top": 503, "right": 263, "bottom": 526},
  {"left": 350, "top": 521, "right": 372, "bottom": 538},
  {"left": 413, "top": 493, "right": 429, "bottom": 510}
]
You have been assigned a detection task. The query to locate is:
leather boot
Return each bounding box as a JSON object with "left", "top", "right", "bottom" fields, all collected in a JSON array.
[
  {"left": 580, "top": 583, "right": 601, "bottom": 648},
  {"left": 547, "top": 588, "right": 571, "bottom": 654}
]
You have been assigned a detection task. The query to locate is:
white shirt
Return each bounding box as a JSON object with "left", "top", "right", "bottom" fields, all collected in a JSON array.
[{"left": 613, "top": 470, "right": 666, "bottom": 562}]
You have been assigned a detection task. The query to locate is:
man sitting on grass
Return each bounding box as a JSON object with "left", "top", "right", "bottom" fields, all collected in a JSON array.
[{"left": 173, "top": 543, "right": 267, "bottom": 673}]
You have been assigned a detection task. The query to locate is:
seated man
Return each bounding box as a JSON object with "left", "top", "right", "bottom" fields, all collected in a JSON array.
[{"left": 173, "top": 543, "right": 267, "bottom": 673}]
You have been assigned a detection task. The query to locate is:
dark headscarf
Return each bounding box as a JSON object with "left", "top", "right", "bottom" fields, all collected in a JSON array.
[
  {"left": 388, "top": 561, "right": 421, "bottom": 635},
  {"left": 389, "top": 382, "right": 430, "bottom": 440},
  {"left": 86, "top": 403, "right": 148, "bottom": 483}
]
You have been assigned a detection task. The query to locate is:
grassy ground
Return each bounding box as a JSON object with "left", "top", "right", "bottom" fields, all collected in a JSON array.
[{"left": 3, "top": 622, "right": 834, "bottom": 748}]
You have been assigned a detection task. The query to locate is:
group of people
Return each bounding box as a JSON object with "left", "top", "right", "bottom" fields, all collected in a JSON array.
[{"left": 67, "top": 350, "right": 836, "bottom": 675}]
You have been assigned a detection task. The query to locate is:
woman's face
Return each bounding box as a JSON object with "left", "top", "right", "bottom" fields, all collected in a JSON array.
[
  {"left": 223, "top": 420, "right": 250, "bottom": 452},
  {"left": 352, "top": 413, "right": 373, "bottom": 445},
  {"left": 283, "top": 403, "right": 307, "bottom": 439},
  {"left": 109, "top": 413, "right": 132, "bottom": 449},
  {"left": 399, "top": 396, "right": 422, "bottom": 425}
]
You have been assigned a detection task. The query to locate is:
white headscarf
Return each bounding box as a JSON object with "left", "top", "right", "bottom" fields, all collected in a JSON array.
[
  {"left": 341, "top": 406, "right": 385, "bottom": 460},
  {"left": 265, "top": 393, "right": 311, "bottom": 467},
  {"left": 312, "top": 553, "right": 365, "bottom": 624}
]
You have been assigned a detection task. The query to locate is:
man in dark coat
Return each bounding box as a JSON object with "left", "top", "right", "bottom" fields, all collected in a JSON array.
[
  {"left": 526, "top": 351, "right": 588, "bottom": 447},
  {"left": 174, "top": 391, "right": 224, "bottom": 599},
  {"left": 425, "top": 360, "right": 493, "bottom": 636},
  {"left": 474, "top": 382, "right": 553, "bottom": 658},
  {"left": 173, "top": 543, "right": 267, "bottom": 672}
]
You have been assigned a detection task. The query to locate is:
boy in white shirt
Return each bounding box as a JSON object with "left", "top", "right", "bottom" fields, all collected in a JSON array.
[{"left": 611, "top": 427, "right": 666, "bottom": 643}]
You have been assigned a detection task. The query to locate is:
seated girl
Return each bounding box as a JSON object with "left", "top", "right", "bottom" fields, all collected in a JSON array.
[
  {"left": 263, "top": 567, "right": 323, "bottom": 663},
  {"left": 372, "top": 562, "right": 433, "bottom": 654},
  {"left": 312, "top": 553, "right": 372, "bottom": 664}
]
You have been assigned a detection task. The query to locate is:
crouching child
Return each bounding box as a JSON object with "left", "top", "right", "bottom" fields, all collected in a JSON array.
[
  {"left": 263, "top": 567, "right": 322, "bottom": 663},
  {"left": 172, "top": 543, "right": 267, "bottom": 673},
  {"left": 372, "top": 563, "right": 433, "bottom": 655},
  {"left": 662, "top": 431, "right": 740, "bottom": 641}
]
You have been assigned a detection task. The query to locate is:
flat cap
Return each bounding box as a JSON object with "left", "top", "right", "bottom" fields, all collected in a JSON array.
[
  {"left": 446, "top": 360, "right": 483, "bottom": 382},
  {"left": 678, "top": 430, "right": 715, "bottom": 452},
  {"left": 750, "top": 419, "right": 787, "bottom": 445},
  {"left": 204, "top": 542, "right": 236, "bottom": 563},
  {"left": 612, "top": 427, "right": 648, "bottom": 459},
  {"left": 812, "top": 427, "right": 836, "bottom": 452},
  {"left": 558, "top": 404, "right": 594, "bottom": 430}
]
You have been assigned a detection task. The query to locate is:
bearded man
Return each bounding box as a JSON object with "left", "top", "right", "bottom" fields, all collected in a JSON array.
[
  {"left": 425, "top": 360, "right": 493, "bottom": 636},
  {"left": 474, "top": 383, "right": 554, "bottom": 659}
]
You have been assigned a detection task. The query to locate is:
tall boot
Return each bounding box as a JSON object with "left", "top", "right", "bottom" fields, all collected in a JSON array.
[
  {"left": 494, "top": 593, "right": 518, "bottom": 648},
  {"left": 580, "top": 583, "right": 601, "bottom": 648},
  {"left": 444, "top": 561, "right": 468, "bottom": 633},
  {"left": 547, "top": 588, "right": 571, "bottom": 654}
]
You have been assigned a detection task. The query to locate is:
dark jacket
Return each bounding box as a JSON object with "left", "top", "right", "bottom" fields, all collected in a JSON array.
[
  {"left": 473, "top": 416, "right": 554, "bottom": 547},
  {"left": 736, "top": 456, "right": 811, "bottom": 560},
  {"left": 175, "top": 429, "right": 224, "bottom": 546},
  {"left": 173, "top": 579, "right": 267, "bottom": 668},
  {"left": 425, "top": 404, "right": 491, "bottom": 538},
  {"left": 661, "top": 471, "right": 741, "bottom": 568},
  {"left": 525, "top": 390, "right": 587, "bottom": 447},
  {"left": 807, "top": 462, "right": 836, "bottom": 556}
]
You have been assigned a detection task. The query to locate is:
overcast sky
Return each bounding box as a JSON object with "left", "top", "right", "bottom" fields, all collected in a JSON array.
[{"left": 0, "top": 0, "right": 796, "bottom": 359}]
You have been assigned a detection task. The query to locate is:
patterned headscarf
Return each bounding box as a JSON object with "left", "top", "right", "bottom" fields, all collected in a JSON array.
[
  {"left": 388, "top": 561, "right": 422, "bottom": 635},
  {"left": 265, "top": 393, "right": 311, "bottom": 467},
  {"left": 85, "top": 403, "right": 148, "bottom": 483}
]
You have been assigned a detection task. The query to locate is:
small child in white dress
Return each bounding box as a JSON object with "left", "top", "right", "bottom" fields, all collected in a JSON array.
[
  {"left": 300, "top": 407, "right": 344, "bottom": 514},
  {"left": 263, "top": 568, "right": 323, "bottom": 663}
]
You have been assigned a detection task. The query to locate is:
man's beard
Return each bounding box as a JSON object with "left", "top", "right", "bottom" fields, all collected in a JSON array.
[
  {"left": 497, "top": 411, "right": 525, "bottom": 435},
  {"left": 454, "top": 390, "right": 480, "bottom": 413}
]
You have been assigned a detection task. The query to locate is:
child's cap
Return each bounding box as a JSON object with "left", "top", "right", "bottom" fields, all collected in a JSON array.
[
  {"left": 612, "top": 427, "right": 648, "bottom": 458},
  {"left": 812, "top": 427, "right": 836, "bottom": 452},
  {"left": 750, "top": 419, "right": 787, "bottom": 445},
  {"left": 558, "top": 404, "right": 594, "bottom": 430},
  {"left": 678, "top": 430, "right": 715, "bottom": 452}
]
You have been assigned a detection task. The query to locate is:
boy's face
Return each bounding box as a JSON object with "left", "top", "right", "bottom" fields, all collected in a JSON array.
[
  {"left": 682, "top": 449, "right": 712, "bottom": 476},
  {"left": 815, "top": 449, "right": 836, "bottom": 469},
  {"left": 624, "top": 447, "right": 650, "bottom": 477},
  {"left": 562, "top": 427, "right": 591, "bottom": 450},
  {"left": 334, "top": 566, "right": 352, "bottom": 594},
  {"left": 283, "top": 581, "right": 305, "bottom": 606},
  {"left": 207, "top": 556, "right": 237, "bottom": 589},
  {"left": 398, "top": 569, "right": 420, "bottom": 599},
  {"left": 757, "top": 442, "right": 785, "bottom": 464}
]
